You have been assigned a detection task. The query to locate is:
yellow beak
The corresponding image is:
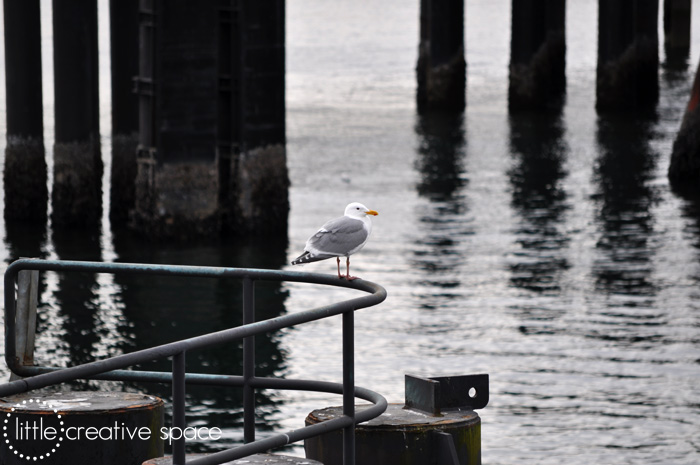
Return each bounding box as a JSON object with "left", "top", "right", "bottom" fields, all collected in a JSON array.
[{"left": 366, "top": 210, "right": 379, "bottom": 216}]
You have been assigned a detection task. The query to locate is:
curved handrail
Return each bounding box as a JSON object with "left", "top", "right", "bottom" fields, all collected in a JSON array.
[{"left": 2, "top": 258, "right": 388, "bottom": 465}]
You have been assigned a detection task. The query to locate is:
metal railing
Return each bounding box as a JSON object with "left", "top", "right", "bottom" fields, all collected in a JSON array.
[{"left": 2, "top": 258, "right": 388, "bottom": 465}]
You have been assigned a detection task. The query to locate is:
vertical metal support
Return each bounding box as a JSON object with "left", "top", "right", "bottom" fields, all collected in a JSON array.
[
  {"left": 172, "top": 351, "right": 186, "bottom": 464},
  {"left": 242, "top": 277, "right": 255, "bottom": 443},
  {"left": 14, "top": 270, "right": 40, "bottom": 368},
  {"left": 342, "top": 310, "right": 355, "bottom": 465}
]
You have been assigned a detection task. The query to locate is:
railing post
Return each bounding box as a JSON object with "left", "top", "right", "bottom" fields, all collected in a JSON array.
[
  {"left": 12, "top": 269, "right": 40, "bottom": 380},
  {"left": 172, "top": 350, "right": 187, "bottom": 464},
  {"left": 342, "top": 309, "right": 355, "bottom": 465},
  {"left": 243, "top": 277, "right": 256, "bottom": 443}
]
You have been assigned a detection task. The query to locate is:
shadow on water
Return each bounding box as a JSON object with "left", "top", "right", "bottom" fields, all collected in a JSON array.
[
  {"left": 411, "top": 113, "right": 472, "bottom": 308},
  {"left": 110, "top": 230, "right": 290, "bottom": 451},
  {"left": 592, "top": 114, "right": 660, "bottom": 300},
  {"left": 3, "top": 220, "right": 291, "bottom": 452},
  {"left": 507, "top": 112, "right": 570, "bottom": 298}
]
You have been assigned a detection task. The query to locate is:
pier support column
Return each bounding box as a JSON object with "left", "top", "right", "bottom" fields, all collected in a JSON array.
[
  {"left": 52, "top": 0, "right": 103, "bottom": 227},
  {"left": 416, "top": 0, "right": 465, "bottom": 113},
  {"left": 220, "top": 0, "right": 289, "bottom": 235},
  {"left": 508, "top": 0, "right": 566, "bottom": 112},
  {"left": 109, "top": 0, "right": 140, "bottom": 226},
  {"left": 669, "top": 58, "right": 700, "bottom": 195},
  {"left": 3, "top": 0, "right": 47, "bottom": 222},
  {"left": 596, "top": 0, "right": 659, "bottom": 113},
  {"left": 663, "top": 0, "right": 691, "bottom": 60},
  {"left": 132, "top": 0, "right": 220, "bottom": 239},
  {"left": 132, "top": 0, "right": 288, "bottom": 239}
]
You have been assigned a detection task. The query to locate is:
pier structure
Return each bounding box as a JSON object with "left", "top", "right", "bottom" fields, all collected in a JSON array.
[
  {"left": 508, "top": 0, "right": 566, "bottom": 112},
  {"left": 52, "top": 0, "right": 103, "bottom": 227},
  {"left": 130, "top": 0, "right": 288, "bottom": 239},
  {"left": 109, "top": 0, "right": 140, "bottom": 225},
  {"left": 596, "top": 0, "right": 659, "bottom": 113},
  {"left": 3, "top": 1, "right": 698, "bottom": 227},
  {"left": 416, "top": 0, "right": 466, "bottom": 113},
  {"left": 663, "top": 0, "right": 691, "bottom": 59},
  {"left": 2, "top": 0, "right": 47, "bottom": 222}
]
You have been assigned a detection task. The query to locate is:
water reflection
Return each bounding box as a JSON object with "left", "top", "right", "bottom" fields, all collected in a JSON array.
[
  {"left": 593, "top": 115, "right": 660, "bottom": 299},
  {"left": 411, "top": 113, "right": 471, "bottom": 308},
  {"left": 507, "top": 112, "right": 570, "bottom": 295},
  {"left": 110, "top": 232, "right": 290, "bottom": 451},
  {"left": 4, "top": 220, "right": 48, "bottom": 262},
  {"left": 50, "top": 226, "right": 104, "bottom": 369}
]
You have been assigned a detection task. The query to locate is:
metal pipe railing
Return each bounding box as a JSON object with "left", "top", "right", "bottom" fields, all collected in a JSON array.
[{"left": 2, "top": 258, "right": 388, "bottom": 465}]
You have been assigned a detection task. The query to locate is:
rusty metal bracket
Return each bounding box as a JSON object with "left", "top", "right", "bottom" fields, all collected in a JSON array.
[{"left": 405, "top": 373, "right": 489, "bottom": 414}]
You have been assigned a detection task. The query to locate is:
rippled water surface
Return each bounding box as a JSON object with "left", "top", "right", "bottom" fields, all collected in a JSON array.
[{"left": 1, "top": 1, "right": 700, "bottom": 464}]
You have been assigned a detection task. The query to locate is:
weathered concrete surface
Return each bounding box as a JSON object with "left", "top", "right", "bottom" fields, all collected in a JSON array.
[
  {"left": 224, "top": 144, "right": 290, "bottom": 236},
  {"left": 4, "top": 138, "right": 48, "bottom": 222},
  {"left": 132, "top": 159, "right": 220, "bottom": 240},
  {"left": 110, "top": 133, "right": 138, "bottom": 225},
  {"left": 669, "top": 59, "right": 700, "bottom": 196},
  {"left": 52, "top": 141, "right": 103, "bottom": 228}
]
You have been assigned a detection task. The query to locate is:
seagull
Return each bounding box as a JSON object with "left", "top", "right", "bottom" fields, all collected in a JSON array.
[{"left": 291, "top": 202, "right": 378, "bottom": 280}]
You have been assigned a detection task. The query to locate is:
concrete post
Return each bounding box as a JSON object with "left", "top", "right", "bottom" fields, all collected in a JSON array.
[
  {"left": 664, "top": 0, "right": 691, "bottom": 49},
  {"left": 109, "top": 0, "right": 140, "bottom": 225},
  {"left": 221, "top": 0, "right": 289, "bottom": 236},
  {"left": 669, "top": 58, "right": 700, "bottom": 195},
  {"left": 2, "top": 0, "right": 47, "bottom": 222},
  {"left": 52, "top": 0, "right": 103, "bottom": 227},
  {"left": 132, "top": 0, "right": 288, "bottom": 239},
  {"left": 416, "top": 0, "right": 466, "bottom": 113},
  {"left": 663, "top": 0, "right": 691, "bottom": 63},
  {"left": 132, "top": 0, "right": 221, "bottom": 239},
  {"left": 509, "top": 0, "right": 566, "bottom": 111},
  {"left": 596, "top": 0, "right": 659, "bottom": 113}
]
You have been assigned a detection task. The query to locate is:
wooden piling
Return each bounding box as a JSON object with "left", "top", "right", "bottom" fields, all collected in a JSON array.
[
  {"left": 416, "top": 0, "right": 466, "bottom": 113},
  {"left": 52, "top": 0, "right": 103, "bottom": 227},
  {"left": 508, "top": 0, "right": 566, "bottom": 112},
  {"left": 596, "top": 0, "right": 659, "bottom": 113},
  {"left": 2, "top": 0, "right": 48, "bottom": 222}
]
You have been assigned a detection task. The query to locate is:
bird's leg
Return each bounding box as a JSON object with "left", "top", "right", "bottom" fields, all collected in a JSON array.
[
  {"left": 337, "top": 257, "right": 344, "bottom": 279},
  {"left": 346, "top": 257, "right": 358, "bottom": 281}
]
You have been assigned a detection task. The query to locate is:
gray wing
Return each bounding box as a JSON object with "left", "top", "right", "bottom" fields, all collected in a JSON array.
[{"left": 306, "top": 216, "right": 368, "bottom": 256}]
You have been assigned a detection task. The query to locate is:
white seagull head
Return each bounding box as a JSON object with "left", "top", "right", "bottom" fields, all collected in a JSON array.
[{"left": 344, "top": 202, "right": 379, "bottom": 219}]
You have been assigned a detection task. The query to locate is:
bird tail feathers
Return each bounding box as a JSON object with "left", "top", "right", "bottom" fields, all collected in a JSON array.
[{"left": 291, "top": 251, "right": 334, "bottom": 265}]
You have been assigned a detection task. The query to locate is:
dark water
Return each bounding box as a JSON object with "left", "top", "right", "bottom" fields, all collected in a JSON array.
[{"left": 1, "top": 0, "right": 700, "bottom": 463}]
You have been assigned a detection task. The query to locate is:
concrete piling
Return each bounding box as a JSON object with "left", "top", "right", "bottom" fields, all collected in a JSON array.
[
  {"left": 416, "top": 0, "right": 466, "bottom": 113},
  {"left": 663, "top": 0, "right": 691, "bottom": 56},
  {"left": 508, "top": 0, "right": 566, "bottom": 111},
  {"left": 596, "top": 0, "right": 659, "bottom": 113},
  {"left": 2, "top": 0, "right": 48, "bottom": 222},
  {"left": 131, "top": 0, "right": 288, "bottom": 239},
  {"left": 109, "top": 0, "right": 140, "bottom": 226},
  {"left": 52, "top": 0, "right": 103, "bottom": 227}
]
